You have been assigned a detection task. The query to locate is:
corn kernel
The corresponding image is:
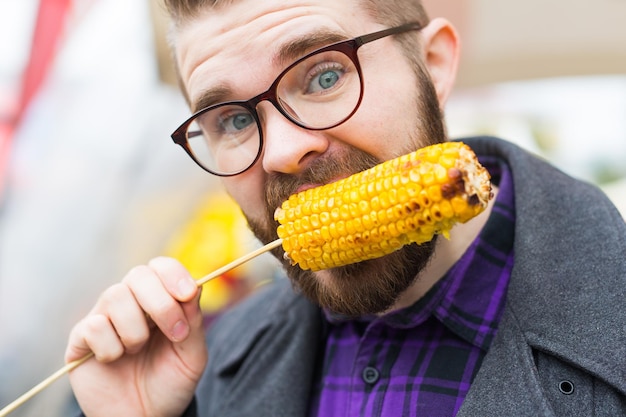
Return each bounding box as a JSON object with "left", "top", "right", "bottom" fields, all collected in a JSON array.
[{"left": 274, "top": 142, "right": 492, "bottom": 271}]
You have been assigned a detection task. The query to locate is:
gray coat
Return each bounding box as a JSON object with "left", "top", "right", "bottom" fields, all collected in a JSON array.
[{"left": 191, "top": 137, "right": 626, "bottom": 416}]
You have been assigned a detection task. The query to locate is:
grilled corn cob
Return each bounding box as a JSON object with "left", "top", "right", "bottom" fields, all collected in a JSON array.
[{"left": 274, "top": 142, "right": 492, "bottom": 271}]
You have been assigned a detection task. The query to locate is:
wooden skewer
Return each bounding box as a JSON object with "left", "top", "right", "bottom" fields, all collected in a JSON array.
[
  {"left": 195, "top": 239, "right": 282, "bottom": 286},
  {"left": 0, "top": 238, "right": 283, "bottom": 417},
  {"left": 0, "top": 352, "right": 94, "bottom": 417}
]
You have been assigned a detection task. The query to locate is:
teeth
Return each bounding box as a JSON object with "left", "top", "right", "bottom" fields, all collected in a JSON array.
[{"left": 282, "top": 252, "right": 295, "bottom": 265}]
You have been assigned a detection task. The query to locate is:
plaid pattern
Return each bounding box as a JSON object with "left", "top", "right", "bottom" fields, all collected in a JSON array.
[{"left": 309, "top": 156, "right": 515, "bottom": 417}]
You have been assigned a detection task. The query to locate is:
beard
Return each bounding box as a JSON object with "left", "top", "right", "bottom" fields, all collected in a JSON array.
[{"left": 246, "top": 65, "right": 446, "bottom": 317}]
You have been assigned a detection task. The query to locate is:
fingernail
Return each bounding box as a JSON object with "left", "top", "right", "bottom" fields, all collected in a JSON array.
[
  {"left": 171, "top": 320, "right": 189, "bottom": 342},
  {"left": 178, "top": 278, "right": 197, "bottom": 298}
]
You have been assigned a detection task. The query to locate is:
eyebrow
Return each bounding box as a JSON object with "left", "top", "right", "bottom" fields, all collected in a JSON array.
[
  {"left": 192, "top": 85, "right": 233, "bottom": 114},
  {"left": 272, "top": 29, "right": 350, "bottom": 68},
  {"left": 191, "top": 29, "right": 351, "bottom": 113}
]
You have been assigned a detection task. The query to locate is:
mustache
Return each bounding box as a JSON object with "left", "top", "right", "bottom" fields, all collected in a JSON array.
[
  {"left": 245, "top": 146, "right": 382, "bottom": 264},
  {"left": 264, "top": 147, "right": 382, "bottom": 221}
]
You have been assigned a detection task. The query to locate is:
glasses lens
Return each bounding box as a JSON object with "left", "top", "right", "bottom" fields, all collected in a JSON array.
[
  {"left": 277, "top": 49, "right": 361, "bottom": 129},
  {"left": 185, "top": 104, "right": 261, "bottom": 175}
]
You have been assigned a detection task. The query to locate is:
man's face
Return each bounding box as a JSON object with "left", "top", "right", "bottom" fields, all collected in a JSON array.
[{"left": 174, "top": 0, "right": 446, "bottom": 316}]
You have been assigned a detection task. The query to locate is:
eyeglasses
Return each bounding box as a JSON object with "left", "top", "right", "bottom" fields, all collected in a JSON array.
[{"left": 171, "top": 22, "right": 422, "bottom": 177}]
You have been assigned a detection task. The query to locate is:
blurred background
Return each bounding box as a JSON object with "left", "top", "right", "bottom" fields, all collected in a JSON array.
[{"left": 0, "top": 0, "right": 624, "bottom": 415}]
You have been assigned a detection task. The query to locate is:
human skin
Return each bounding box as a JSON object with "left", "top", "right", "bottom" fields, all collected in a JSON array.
[
  {"left": 176, "top": 0, "right": 468, "bottom": 310},
  {"left": 65, "top": 1, "right": 486, "bottom": 416}
]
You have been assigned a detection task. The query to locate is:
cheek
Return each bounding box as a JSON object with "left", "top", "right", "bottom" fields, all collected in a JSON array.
[
  {"left": 343, "top": 80, "right": 419, "bottom": 156},
  {"left": 221, "top": 171, "right": 267, "bottom": 223},
  {"left": 337, "top": 55, "right": 420, "bottom": 157}
]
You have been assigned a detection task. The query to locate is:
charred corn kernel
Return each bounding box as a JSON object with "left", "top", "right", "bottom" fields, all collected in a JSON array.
[{"left": 275, "top": 142, "right": 492, "bottom": 271}]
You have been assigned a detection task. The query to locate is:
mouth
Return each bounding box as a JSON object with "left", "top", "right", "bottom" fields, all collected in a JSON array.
[{"left": 295, "top": 175, "right": 349, "bottom": 194}]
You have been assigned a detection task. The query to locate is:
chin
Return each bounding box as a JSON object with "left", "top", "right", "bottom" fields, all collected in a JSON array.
[{"left": 285, "top": 239, "right": 437, "bottom": 317}]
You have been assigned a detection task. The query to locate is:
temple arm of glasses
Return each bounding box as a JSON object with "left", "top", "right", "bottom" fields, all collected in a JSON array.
[{"left": 186, "top": 131, "right": 203, "bottom": 139}]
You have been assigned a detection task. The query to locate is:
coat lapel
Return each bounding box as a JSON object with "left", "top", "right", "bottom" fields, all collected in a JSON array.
[
  {"left": 204, "top": 279, "right": 322, "bottom": 417},
  {"left": 457, "top": 309, "right": 556, "bottom": 416},
  {"left": 458, "top": 137, "right": 626, "bottom": 415},
  {"left": 466, "top": 137, "right": 626, "bottom": 392}
]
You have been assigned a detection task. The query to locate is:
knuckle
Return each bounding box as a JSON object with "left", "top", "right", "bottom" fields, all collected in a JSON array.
[
  {"left": 83, "top": 314, "right": 110, "bottom": 336},
  {"left": 121, "top": 333, "right": 147, "bottom": 353},
  {"left": 122, "top": 264, "right": 153, "bottom": 286},
  {"left": 151, "top": 296, "right": 179, "bottom": 318},
  {"left": 81, "top": 315, "right": 125, "bottom": 363},
  {"left": 94, "top": 284, "right": 133, "bottom": 318},
  {"left": 148, "top": 256, "right": 178, "bottom": 269},
  {"left": 98, "top": 283, "right": 127, "bottom": 305},
  {"left": 96, "top": 344, "right": 124, "bottom": 363},
  {"left": 148, "top": 257, "right": 190, "bottom": 283}
]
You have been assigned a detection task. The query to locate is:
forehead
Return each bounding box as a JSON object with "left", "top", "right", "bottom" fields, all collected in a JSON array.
[{"left": 173, "top": 0, "right": 379, "bottom": 110}]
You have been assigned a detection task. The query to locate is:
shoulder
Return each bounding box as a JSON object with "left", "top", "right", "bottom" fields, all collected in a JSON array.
[
  {"left": 205, "top": 277, "right": 319, "bottom": 354},
  {"left": 460, "top": 135, "right": 621, "bottom": 224}
]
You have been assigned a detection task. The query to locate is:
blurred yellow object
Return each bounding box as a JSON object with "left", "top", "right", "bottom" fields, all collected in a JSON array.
[{"left": 166, "top": 191, "right": 250, "bottom": 313}]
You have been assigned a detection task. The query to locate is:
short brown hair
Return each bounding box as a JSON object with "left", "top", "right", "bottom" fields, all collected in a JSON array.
[{"left": 162, "top": 0, "right": 429, "bottom": 30}]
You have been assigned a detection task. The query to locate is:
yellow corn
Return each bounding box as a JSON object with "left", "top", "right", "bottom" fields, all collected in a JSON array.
[{"left": 274, "top": 142, "right": 492, "bottom": 271}]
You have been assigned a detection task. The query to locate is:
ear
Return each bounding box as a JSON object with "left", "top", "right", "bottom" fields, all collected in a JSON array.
[{"left": 419, "top": 17, "right": 460, "bottom": 106}]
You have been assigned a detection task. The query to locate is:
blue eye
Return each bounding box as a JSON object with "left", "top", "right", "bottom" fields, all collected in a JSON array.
[
  {"left": 230, "top": 113, "right": 254, "bottom": 130},
  {"left": 220, "top": 111, "right": 254, "bottom": 133},
  {"left": 317, "top": 70, "right": 340, "bottom": 89},
  {"left": 305, "top": 63, "right": 345, "bottom": 94}
]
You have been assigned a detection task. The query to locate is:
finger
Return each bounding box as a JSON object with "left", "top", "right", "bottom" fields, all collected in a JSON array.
[
  {"left": 65, "top": 314, "right": 124, "bottom": 363},
  {"left": 147, "top": 256, "right": 198, "bottom": 302},
  {"left": 173, "top": 290, "right": 208, "bottom": 377},
  {"left": 103, "top": 283, "right": 151, "bottom": 355},
  {"left": 123, "top": 263, "right": 191, "bottom": 343},
  {"left": 89, "top": 282, "right": 152, "bottom": 355}
]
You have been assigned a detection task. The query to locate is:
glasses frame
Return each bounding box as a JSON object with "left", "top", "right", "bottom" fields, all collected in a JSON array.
[{"left": 171, "top": 21, "right": 423, "bottom": 177}]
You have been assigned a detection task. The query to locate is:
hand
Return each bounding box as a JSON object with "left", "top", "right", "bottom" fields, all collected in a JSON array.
[{"left": 65, "top": 257, "right": 208, "bottom": 417}]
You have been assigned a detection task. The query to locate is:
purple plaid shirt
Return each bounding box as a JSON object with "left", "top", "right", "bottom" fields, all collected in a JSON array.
[{"left": 309, "top": 156, "right": 515, "bottom": 417}]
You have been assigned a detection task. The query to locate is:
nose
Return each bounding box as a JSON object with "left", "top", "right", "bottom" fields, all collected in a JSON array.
[{"left": 258, "top": 103, "right": 329, "bottom": 175}]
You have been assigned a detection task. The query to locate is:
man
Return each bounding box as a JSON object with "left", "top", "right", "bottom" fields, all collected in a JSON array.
[{"left": 65, "top": 0, "right": 626, "bottom": 416}]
